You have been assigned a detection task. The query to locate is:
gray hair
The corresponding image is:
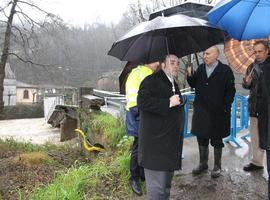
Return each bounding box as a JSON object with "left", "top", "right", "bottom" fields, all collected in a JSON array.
[{"left": 210, "top": 45, "right": 220, "bottom": 55}]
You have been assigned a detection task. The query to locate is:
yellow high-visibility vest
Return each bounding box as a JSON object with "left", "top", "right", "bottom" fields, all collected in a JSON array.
[{"left": 126, "top": 65, "right": 153, "bottom": 110}]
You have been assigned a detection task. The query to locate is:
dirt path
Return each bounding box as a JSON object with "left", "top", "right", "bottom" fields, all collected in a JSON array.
[{"left": 0, "top": 118, "right": 60, "bottom": 144}]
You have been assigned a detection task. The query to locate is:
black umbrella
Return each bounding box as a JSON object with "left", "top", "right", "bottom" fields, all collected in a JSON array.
[{"left": 108, "top": 14, "right": 225, "bottom": 64}]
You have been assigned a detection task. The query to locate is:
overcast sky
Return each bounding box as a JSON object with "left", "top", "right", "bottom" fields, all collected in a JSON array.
[
  {"left": 0, "top": 0, "right": 132, "bottom": 26},
  {"left": 41, "top": 0, "right": 131, "bottom": 26}
]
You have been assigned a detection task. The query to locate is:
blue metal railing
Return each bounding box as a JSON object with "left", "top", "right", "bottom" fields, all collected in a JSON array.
[{"left": 182, "top": 93, "right": 250, "bottom": 148}]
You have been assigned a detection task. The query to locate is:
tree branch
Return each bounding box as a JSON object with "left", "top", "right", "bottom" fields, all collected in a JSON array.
[
  {"left": 15, "top": 10, "right": 44, "bottom": 27},
  {"left": 9, "top": 52, "right": 55, "bottom": 67},
  {"left": 1, "top": 7, "right": 9, "bottom": 18},
  {"left": 18, "top": 0, "right": 51, "bottom": 15},
  {"left": 11, "top": 24, "right": 27, "bottom": 47},
  {"left": 0, "top": 20, "right": 8, "bottom": 24},
  {"left": 0, "top": 1, "right": 12, "bottom": 12}
]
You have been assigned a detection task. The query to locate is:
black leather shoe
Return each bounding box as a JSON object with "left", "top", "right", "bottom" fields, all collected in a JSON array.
[
  {"left": 243, "top": 163, "right": 263, "bottom": 171},
  {"left": 130, "top": 179, "right": 142, "bottom": 196}
]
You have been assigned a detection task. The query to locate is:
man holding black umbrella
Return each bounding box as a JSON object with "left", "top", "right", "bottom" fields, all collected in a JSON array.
[
  {"left": 187, "top": 46, "right": 235, "bottom": 178},
  {"left": 137, "top": 54, "right": 184, "bottom": 199}
]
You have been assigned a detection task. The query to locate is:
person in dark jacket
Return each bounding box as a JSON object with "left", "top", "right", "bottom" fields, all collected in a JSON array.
[
  {"left": 242, "top": 62, "right": 265, "bottom": 172},
  {"left": 137, "top": 54, "right": 184, "bottom": 200},
  {"left": 252, "top": 40, "right": 270, "bottom": 199},
  {"left": 187, "top": 46, "right": 236, "bottom": 178}
]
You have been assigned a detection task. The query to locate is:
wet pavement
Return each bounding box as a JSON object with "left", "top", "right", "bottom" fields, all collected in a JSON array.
[{"left": 170, "top": 129, "right": 268, "bottom": 200}]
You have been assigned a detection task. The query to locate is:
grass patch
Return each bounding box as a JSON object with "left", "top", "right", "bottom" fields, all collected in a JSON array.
[
  {"left": 79, "top": 109, "right": 126, "bottom": 149},
  {"left": 0, "top": 138, "right": 70, "bottom": 153},
  {"left": 90, "top": 112, "right": 126, "bottom": 149},
  {"left": 0, "top": 110, "right": 136, "bottom": 199},
  {"left": 29, "top": 165, "right": 91, "bottom": 200},
  {"left": 29, "top": 151, "right": 132, "bottom": 200},
  {"left": 28, "top": 111, "right": 134, "bottom": 199},
  {"left": 14, "top": 152, "right": 55, "bottom": 167}
]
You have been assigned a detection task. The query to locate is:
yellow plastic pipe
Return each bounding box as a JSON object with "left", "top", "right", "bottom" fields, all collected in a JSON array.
[{"left": 75, "top": 129, "right": 105, "bottom": 153}]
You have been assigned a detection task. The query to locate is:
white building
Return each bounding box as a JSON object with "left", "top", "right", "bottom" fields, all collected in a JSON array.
[{"left": 16, "top": 81, "right": 39, "bottom": 104}]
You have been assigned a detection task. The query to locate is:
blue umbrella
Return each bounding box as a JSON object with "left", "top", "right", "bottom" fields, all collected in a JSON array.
[{"left": 208, "top": 0, "right": 270, "bottom": 40}]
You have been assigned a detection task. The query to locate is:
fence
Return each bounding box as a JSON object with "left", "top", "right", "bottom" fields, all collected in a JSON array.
[
  {"left": 182, "top": 93, "right": 250, "bottom": 148},
  {"left": 45, "top": 88, "right": 250, "bottom": 149},
  {"left": 44, "top": 95, "right": 64, "bottom": 121},
  {"left": 92, "top": 90, "right": 250, "bottom": 149}
]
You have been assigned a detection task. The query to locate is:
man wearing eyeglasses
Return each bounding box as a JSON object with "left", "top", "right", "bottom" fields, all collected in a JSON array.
[{"left": 187, "top": 46, "right": 236, "bottom": 178}]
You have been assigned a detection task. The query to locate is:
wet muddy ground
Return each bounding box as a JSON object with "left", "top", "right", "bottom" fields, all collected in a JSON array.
[
  {"left": 0, "top": 146, "right": 90, "bottom": 200},
  {"left": 170, "top": 133, "right": 268, "bottom": 200},
  {"left": 0, "top": 118, "right": 269, "bottom": 199}
]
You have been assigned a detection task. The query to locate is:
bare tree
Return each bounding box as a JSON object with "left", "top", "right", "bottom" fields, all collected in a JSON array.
[
  {"left": 0, "top": 0, "right": 59, "bottom": 114},
  {"left": 122, "top": 0, "right": 185, "bottom": 29}
]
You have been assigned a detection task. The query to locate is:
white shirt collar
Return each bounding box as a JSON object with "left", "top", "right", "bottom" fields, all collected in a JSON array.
[
  {"left": 166, "top": 74, "right": 174, "bottom": 83},
  {"left": 206, "top": 60, "right": 218, "bottom": 69}
]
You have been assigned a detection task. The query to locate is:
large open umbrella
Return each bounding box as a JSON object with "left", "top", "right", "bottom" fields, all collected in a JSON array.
[
  {"left": 108, "top": 14, "right": 225, "bottom": 64},
  {"left": 208, "top": 0, "right": 270, "bottom": 40},
  {"left": 224, "top": 38, "right": 257, "bottom": 75},
  {"left": 224, "top": 37, "right": 269, "bottom": 75}
]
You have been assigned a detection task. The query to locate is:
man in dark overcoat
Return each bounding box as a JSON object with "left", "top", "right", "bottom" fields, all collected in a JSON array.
[
  {"left": 242, "top": 62, "right": 265, "bottom": 172},
  {"left": 187, "top": 46, "right": 236, "bottom": 178},
  {"left": 252, "top": 40, "right": 270, "bottom": 199},
  {"left": 137, "top": 54, "right": 185, "bottom": 200}
]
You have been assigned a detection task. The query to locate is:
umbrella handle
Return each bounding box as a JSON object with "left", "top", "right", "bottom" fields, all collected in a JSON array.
[
  {"left": 165, "top": 37, "right": 176, "bottom": 94},
  {"left": 248, "top": 67, "right": 255, "bottom": 77},
  {"left": 179, "top": 96, "right": 187, "bottom": 106}
]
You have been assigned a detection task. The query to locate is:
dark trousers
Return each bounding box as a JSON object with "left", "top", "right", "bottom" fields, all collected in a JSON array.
[
  {"left": 266, "top": 150, "right": 270, "bottom": 199},
  {"left": 130, "top": 137, "right": 144, "bottom": 181},
  {"left": 197, "top": 137, "right": 224, "bottom": 148},
  {"left": 144, "top": 168, "right": 174, "bottom": 200}
]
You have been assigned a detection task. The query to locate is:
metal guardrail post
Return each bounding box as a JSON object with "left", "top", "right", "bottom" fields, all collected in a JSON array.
[
  {"left": 241, "top": 96, "right": 251, "bottom": 140},
  {"left": 224, "top": 95, "right": 250, "bottom": 148},
  {"left": 224, "top": 96, "right": 242, "bottom": 148},
  {"left": 119, "top": 104, "right": 126, "bottom": 122},
  {"left": 104, "top": 97, "right": 108, "bottom": 107},
  {"left": 183, "top": 94, "right": 194, "bottom": 138},
  {"left": 240, "top": 96, "right": 245, "bottom": 129},
  {"left": 183, "top": 93, "right": 249, "bottom": 148}
]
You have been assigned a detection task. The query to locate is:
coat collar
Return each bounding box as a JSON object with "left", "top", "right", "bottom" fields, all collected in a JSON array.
[
  {"left": 157, "top": 69, "right": 179, "bottom": 94},
  {"left": 263, "top": 56, "right": 270, "bottom": 65},
  {"left": 202, "top": 61, "right": 222, "bottom": 80},
  {"left": 159, "top": 69, "right": 175, "bottom": 86}
]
